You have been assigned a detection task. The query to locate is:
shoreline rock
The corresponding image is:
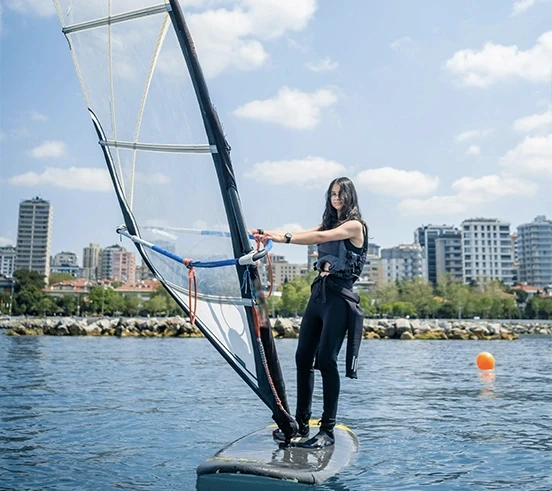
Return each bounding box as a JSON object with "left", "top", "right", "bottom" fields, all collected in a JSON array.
[{"left": 1, "top": 316, "right": 551, "bottom": 339}]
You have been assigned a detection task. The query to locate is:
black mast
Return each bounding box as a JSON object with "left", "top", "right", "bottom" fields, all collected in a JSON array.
[{"left": 167, "top": 0, "right": 295, "bottom": 436}]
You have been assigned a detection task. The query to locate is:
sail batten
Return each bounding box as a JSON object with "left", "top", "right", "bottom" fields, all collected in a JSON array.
[
  {"left": 100, "top": 140, "right": 215, "bottom": 154},
  {"left": 62, "top": 4, "right": 169, "bottom": 34}
]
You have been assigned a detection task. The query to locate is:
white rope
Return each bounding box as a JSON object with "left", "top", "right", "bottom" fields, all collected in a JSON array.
[
  {"left": 129, "top": 13, "right": 171, "bottom": 210},
  {"left": 53, "top": 1, "right": 91, "bottom": 109},
  {"left": 107, "top": 0, "right": 126, "bottom": 201}
]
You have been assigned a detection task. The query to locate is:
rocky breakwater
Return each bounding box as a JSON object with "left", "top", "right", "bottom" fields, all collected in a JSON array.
[
  {"left": 1, "top": 316, "right": 202, "bottom": 338},
  {"left": 362, "top": 318, "right": 552, "bottom": 340},
  {"left": 271, "top": 317, "right": 552, "bottom": 340},
  {"left": 1, "top": 316, "right": 551, "bottom": 340}
]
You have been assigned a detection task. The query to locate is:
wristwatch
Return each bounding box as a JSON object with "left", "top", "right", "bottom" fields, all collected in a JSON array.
[{"left": 284, "top": 232, "right": 292, "bottom": 244}]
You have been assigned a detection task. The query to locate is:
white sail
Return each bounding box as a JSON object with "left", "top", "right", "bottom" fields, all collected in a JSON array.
[{"left": 54, "top": 0, "right": 295, "bottom": 434}]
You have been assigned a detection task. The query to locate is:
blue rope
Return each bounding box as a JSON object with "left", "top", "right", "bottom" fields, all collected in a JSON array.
[{"left": 146, "top": 235, "right": 272, "bottom": 269}]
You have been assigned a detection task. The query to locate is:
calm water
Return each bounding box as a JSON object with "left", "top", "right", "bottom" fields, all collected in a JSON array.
[{"left": 1, "top": 333, "right": 551, "bottom": 490}]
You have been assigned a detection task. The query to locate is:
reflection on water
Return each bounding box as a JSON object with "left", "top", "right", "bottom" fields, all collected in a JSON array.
[
  {"left": 1, "top": 335, "right": 551, "bottom": 490},
  {"left": 478, "top": 370, "right": 496, "bottom": 398}
]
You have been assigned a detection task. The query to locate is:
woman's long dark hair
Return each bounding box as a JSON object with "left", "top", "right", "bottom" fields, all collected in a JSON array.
[{"left": 320, "top": 176, "right": 364, "bottom": 231}]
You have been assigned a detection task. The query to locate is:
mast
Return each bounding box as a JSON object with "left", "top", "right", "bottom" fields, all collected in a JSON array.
[{"left": 166, "top": 0, "right": 294, "bottom": 431}]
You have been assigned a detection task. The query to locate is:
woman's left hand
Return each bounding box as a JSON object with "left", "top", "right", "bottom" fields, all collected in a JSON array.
[{"left": 260, "top": 232, "right": 283, "bottom": 245}]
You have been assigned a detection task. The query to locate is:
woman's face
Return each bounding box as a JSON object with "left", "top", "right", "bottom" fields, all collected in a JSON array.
[{"left": 330, "top": 183, "right": 343, "bottom": 213}]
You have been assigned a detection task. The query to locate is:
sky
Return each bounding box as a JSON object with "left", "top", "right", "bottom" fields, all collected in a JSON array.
[{"left": 1, "top": 0, "right": 552, "bottom": 265}]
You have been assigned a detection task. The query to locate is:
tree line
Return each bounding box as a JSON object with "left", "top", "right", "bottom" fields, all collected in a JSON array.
[
  {"left": 1, "top": 270, "right": 551, "bottom": 320},
  {"left": 0, "top": 270, "right": 181, "bottom": 317},
  {"left": 268, "top": 272, "right": 551, "bottom": 320}
]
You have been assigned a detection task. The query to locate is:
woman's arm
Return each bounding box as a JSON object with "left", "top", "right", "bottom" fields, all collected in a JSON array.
[
  {"left": 248, "top": 225, "right": 320, "bottom": 236},
  {"left": 262, "top": 221, "right": 363, "bottom": 246}
]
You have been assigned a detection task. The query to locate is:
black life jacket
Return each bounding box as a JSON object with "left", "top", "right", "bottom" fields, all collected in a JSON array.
[{"left": 314, "top": 223, "right": 368, "bottom": 281}]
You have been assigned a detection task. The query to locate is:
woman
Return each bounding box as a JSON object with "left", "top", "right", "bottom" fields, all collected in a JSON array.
[{"left": 256, "top": 176, "right": 367, "bottom": 448}]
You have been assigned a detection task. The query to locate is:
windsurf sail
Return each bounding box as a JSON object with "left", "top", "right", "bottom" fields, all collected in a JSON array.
[{"left": 54, "top": 0, "right": 296, "bottom": 438}]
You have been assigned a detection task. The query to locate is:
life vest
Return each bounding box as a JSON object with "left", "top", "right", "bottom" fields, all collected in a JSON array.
[{"left": 314, "top": 224, "right": 368, "bottom": 280}]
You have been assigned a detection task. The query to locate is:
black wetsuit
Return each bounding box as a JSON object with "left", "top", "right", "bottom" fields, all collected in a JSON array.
[{"left": 295, "top": 231, "right": 367, "bottom": 431}]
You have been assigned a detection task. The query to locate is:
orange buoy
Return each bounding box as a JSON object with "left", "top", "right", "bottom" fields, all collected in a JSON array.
[{"left": 476, "top": 352, "right": 495, "bottom": 370}]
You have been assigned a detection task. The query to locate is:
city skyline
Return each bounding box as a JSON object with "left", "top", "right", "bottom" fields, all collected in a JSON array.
[
  {"left": 1, "top": 1, "right": 552, "bottom": 265},
  {"left": 2, "top": 192, "right": 549, "bottom": 267}
]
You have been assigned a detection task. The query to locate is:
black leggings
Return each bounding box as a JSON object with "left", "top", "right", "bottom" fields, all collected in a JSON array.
[{"left": 295, "top": 282, "right": 348, "bottom": 431}]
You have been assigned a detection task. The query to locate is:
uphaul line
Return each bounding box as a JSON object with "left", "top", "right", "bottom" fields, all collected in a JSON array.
[{"left": 116, "top": 225, "right": 273, "bottom": 268}]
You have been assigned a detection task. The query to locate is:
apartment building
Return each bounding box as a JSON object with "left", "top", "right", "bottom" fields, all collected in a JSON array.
[
  {"left": 380, "top": 244, "right": 424, "bottom": 282},
  {"left": 517, "top": 215, "right": 552, "bottom": 288},
  {"left": 461, "top": 218, "right": 513, "bottom": 285},
  {"left": 14, "top": 197, "right": 53, "bottom": 280}
]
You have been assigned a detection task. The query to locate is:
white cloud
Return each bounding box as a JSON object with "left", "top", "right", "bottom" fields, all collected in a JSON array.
[
  {"left": 355, "top": 167, "right": 439, "bottom": 198},
  {"left": 8, "top": 167, "right": 112, "bottom": 192},
  {"left": 398, "top": 195, "right": 473, "bottom": 216},
  {"left": 29, "top": 140, "right": 67, "bottom": 159},
  {"left": 451, "top": 174, "right": 537, "bottom": 197},
  {"left": 454, "top": 128, "right": 493, "bottom": 143},
  {"left": 513, "top": 108, "right": 552, "bottom": 132},
  {"left": 445, "top": 31, "right": 552, "bottom": 87},
  {"left": 29, "top": 111, "right": 48, "bottom": 121},
  {"left": 500, "top": 133, "right": 552, "bottom": 177},
  {"left": 0, "top": 129, "right": 6, "bottom": 141},
  {"left": 5, "top": 0, "right": 55, "bottom": 17},
  {"left": 510, "top": 0, "right": 552, "bottom": 16},
  {"left": 390, "top": 36, "right": 419, "bottom": 56},
  {"left": 305, "top": 57, "right": 339, "bottom": 72},
  {"left": 234, "top": 86, "right": 337, "bottom": 129},
  {"left": 275, "top": 223, "right": 304, "bottom": 232},
  {"left": 466, "top": 145, "right": 481, "bottom": 156},
  {"left": 187, "top": 0, "right": 317, "bottom": 77},
  {"left": 245, "top": 156, "right": 346, "bottom": 185},
  {"left": 398, "top": 174, "right": 538, "bottom": 216}
]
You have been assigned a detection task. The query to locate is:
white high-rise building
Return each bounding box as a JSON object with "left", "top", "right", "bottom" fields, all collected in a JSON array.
[
  {"left": 83, "top": 243, "right": 102, "bottom": 280},
  {"left": 461, "top": 218, "right": 513, "bottom": 285},
  {"left": 14, "top": 197, "right": 53, "bottom": 280},
  {"left": 380, "top": 244, "right": 424, "bottom": 283},
  {"left": 517, "top": 215, "right": 552, "bottom": 288},
  {"left": 0, "top": 246, "right": 17, "bottom": 277}
]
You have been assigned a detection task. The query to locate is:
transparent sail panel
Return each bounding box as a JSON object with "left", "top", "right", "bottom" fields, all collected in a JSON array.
[{"left": 55, "top": 1, "right": 258, "bottom": 383}]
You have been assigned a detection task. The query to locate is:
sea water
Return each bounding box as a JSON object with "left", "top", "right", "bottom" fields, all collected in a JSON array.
[{"left": 1, "top": 333, "right": 551, "bottom": 490}]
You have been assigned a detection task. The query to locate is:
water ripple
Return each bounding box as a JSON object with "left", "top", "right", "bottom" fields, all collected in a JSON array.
[{"left": 1, "top": 335, "right": 551, "bottom": 490}]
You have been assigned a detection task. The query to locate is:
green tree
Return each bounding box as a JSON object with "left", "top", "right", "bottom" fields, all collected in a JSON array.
[
  {"left": 55, "top": 295, "right": 78, "bottom": 316},
  {"left": 358, "top": 291, "right": 376, "bottom": 316},
  {"left": 87, "top": 286, "right": 123, "bottom": 315},
  {"left": 146, "top": 285, "right": 182, "bottom": 316},
  {"left": 436, "top": 274, "right": 470, "bottom": 319},
  {"left": 391, "top": 301, "right": 416, "bottom": 317},
  {"left": 13, "top": 269, "right": 46, "bottom": 290},
  {"left": 398, "top": 277, "right": 436, "bottom": 317},
  {"left": 122, "top": 296, "right": 140, "bottom": 316},
  {"left": 143, "top": 295, "right": 167, "bottom": 316},
  {"left": 38, "top": 296, "right": 57, "bottom": 316},
  {"left": 12, "top": 269, "right": 46, "bottom": 316},
  {"left": 0, "top": 291, "right": 11, "bottom": 314}
]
